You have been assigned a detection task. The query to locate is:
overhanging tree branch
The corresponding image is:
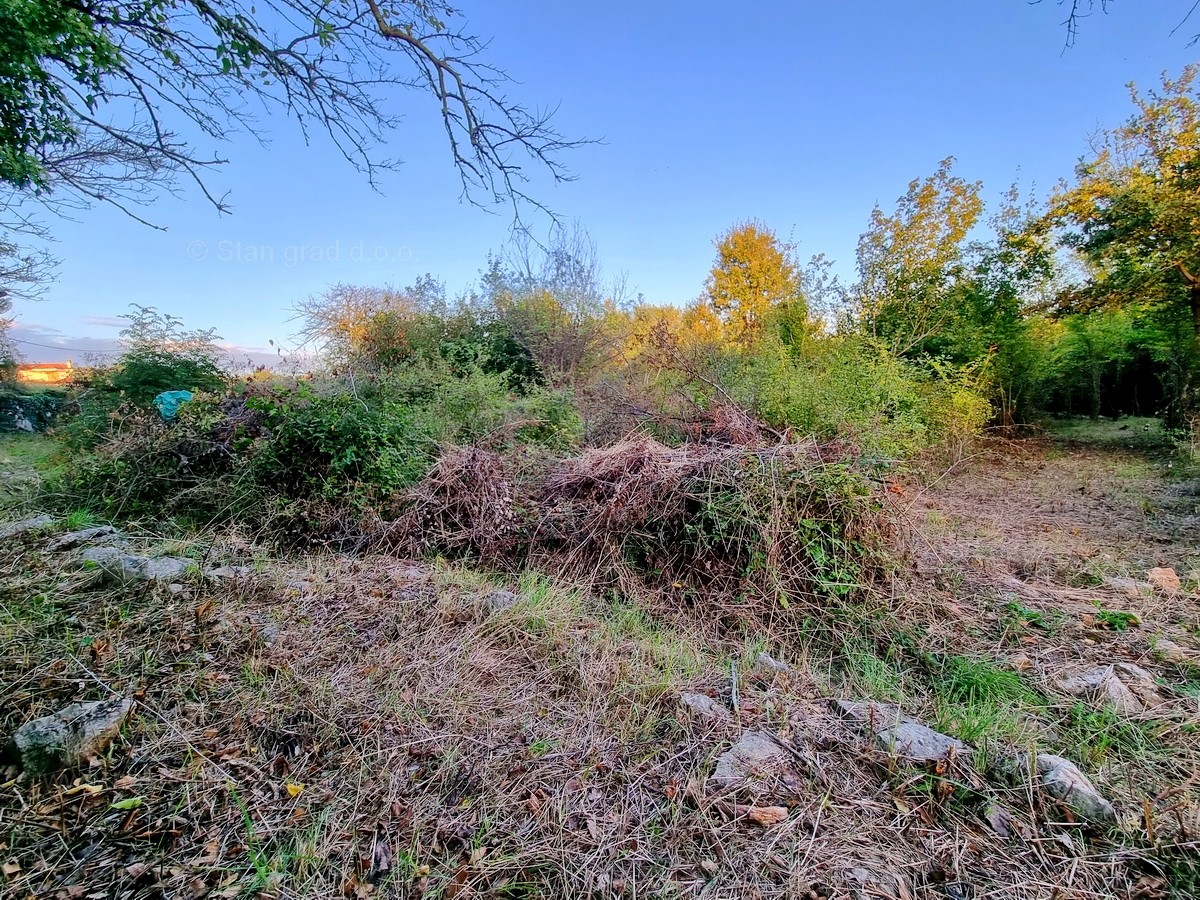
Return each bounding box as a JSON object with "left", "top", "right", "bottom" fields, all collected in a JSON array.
[{"left": 1, "top": 0, "right": 586, "bottom": 227}]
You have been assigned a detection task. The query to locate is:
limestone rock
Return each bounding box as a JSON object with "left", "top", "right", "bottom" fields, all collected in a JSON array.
[
  {"left": 1153, "top": 637, "right": 1199, "bottom": 668},
  {"left": 752, "top": 651, "right": 790, "bottom": 678},
  {"left": 679, "top": 692, "right": 732, "bottom": 724},
  {"left": 48, "top": 525, "right": 120, "bottom": 552},
  {"left": 845, "top": 866, "right": 903, "bottom": 900},
  {"left": 204, "top": 565, "right": 254, "bottom": 581},
  {"left": 709, "top": 729, "right": 790, "bottom": 789},
  {"left": 483, "top": 589, "right": 521, "bottom": 614},
  {"left": 997, "top": 751, "right": 1115, "bottom": 824},
  {"left": 1054, "top": 663, "right": 1164, "bottom": 713},
  {"left": 14, "top": 697, "right": 133, "bottom": 773},
  {"left": 833, "top": 700, "right": 969, "bottom": 762},
  {"left": 1147, "top": 567, "right": 1181, "bottom": 593},
  {"left": 0, "top": 514, "right": 55, "bottom": 539},
  {"left": 1033, "top": 753, "right": 1116, "bottom": 823},
  {"left": 80, "top": 546, "right": 195, "bottom": 583},
  {"left": 1103, "top": 576, "right": 1151, "bottom": 596}
]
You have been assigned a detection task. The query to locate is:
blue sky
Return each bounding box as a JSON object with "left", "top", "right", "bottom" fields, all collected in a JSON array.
[{"left": 11, "top": 1, "right": 1199, "bottom": 362}]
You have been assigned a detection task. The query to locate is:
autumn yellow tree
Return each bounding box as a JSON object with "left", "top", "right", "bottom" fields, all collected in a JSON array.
[
  {"left": 701, "top": 221, "right": 803, "bottom": 345},
  {"left": 1048, "top": 65, "right": 1200, "bottom": 348}
]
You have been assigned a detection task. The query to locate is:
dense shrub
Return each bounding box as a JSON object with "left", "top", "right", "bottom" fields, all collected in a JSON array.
[
  {"left": 106, "top": 345, "right": 226, "bottom": 405},
  {"left": 50, "top": 367, "right": 584, "bottom": 534},
  {"left": 247, "top": 385, "right": 435, "bottom": 502},
  {"left": 57, "top": 306, "right": 230, "bottom": 449},
  {"left": 726, "top": 335, "right": 990, "bottom": 462}
]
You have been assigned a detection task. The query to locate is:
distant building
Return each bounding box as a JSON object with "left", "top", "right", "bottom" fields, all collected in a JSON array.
[{"left": 16, "top": 362, "right": 74, "bottom": 386}]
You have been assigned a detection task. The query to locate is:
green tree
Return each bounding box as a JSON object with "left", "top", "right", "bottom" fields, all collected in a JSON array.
[
  {"left": 1049, "top": 309, "right": 1136, "bottom": 420},
  {"left": 853, "top": 157, "right": 983, "bottom": 358},
  {"left": 701, "top": 221, "right": 804, "bottom": 345},
  {"left": 1047, "top": 66, "right": 1200, "bottom": 418},
  {"left": 940, "top": 185, "right": 1056, "bottom": 423},
  {"left": 109, "top": 305, "right": 226, "bottom": 404}
]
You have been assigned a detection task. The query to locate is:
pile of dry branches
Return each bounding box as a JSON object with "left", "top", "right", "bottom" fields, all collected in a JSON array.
[{"left": 384, "top": 433, "right": 883, "bottom": 620}]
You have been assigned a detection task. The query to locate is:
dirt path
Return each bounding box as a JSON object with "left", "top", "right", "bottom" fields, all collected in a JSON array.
[{"left": 911, "top": 429, "right": 1198, "bottom": 587}]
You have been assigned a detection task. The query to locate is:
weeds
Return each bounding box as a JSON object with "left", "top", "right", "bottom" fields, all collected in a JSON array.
[
  {"left": 929, "top": 653, "right": 1042, "bottom": 744},
  {"left": 1094, "top": 605, "right": 1141, "bottom": 632}
]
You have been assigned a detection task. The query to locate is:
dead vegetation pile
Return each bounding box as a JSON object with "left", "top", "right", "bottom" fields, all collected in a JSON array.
[{"left": 388, "top": 434, "right": 882, "bottom": 625}]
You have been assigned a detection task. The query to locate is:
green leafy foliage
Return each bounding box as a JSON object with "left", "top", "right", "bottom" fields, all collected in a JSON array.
[
  {"left": 247, "top": 385, "right": 435, "bottom": 503},
  {"left": 0, "top": 0, "right": 120, "bottom": 188},
  {"left": 58, "top": 306, "right": 227, "bottom": 449}
]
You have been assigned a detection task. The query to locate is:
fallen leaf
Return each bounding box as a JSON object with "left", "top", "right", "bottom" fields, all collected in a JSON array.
[
  {"left": 2, "top": 860, "right": 21, "bottom": 876},
  {"left": 109, "top": 796, "right": 144, "bottom": 811},
  {"left": 444, "top": 866, "right": 471, "bottom": 899},
  {"left": 113, "top": 775, "right": 137, "bottom": 790},
  {"left": 285, "top": 781, "right": 305, "bottom": 798},
  {"left": 64, "top": 783, "right": 104, "bottom": 796},
  {"left": 734, "top": 804, "right": 789, "bottom": 826}
]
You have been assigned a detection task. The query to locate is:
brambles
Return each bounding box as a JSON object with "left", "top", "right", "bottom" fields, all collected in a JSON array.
[{"left": 390, "top": 434, "right": 882, "bottom": 631}]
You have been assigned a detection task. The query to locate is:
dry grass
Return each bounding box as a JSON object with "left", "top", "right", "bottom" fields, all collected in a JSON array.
[
  {"left": 1, "top": 527, "right": 1194, "bottom": 899},
  {"left": 3, "top": 426, "right": 1199, "bottom": 899}
]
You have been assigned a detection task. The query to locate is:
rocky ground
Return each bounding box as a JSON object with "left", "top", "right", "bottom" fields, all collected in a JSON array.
[{"left": 1, "top": 424, "right": 1197, "bottom": 899}]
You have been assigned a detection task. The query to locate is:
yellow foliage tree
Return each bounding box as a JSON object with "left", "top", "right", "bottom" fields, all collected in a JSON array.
[{"left": 701, "top": 221, "right": 803, "bottom": 344}]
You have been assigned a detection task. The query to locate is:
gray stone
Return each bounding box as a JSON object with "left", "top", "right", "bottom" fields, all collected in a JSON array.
[
  {"left": 1102, "top": 576, "right": 1151, "bottom": 596},
  {"left": 14, "top": 696, "right": 133, "bottom": 773},
  {"left": 997, "top": 751, "right": 1115, "bottom": 824},
  {"left": 204, "top": 565, "right": 254, "bottom": 581},
  {"left": 141, "top": 556, "right": 194, "bottom": 581},
  {"left": 484, "top": 589, "right": 521, "bottom": 614},
  {"left": 679, "top": 692, "right": 732, "bottom": 724},
  {"left": 48, "top": 525, "right": 121, "bottom": 551},
  {"left": 1033, "top": 753, "right": 1116, "bottom": 823},
  {"left": 709, "top": 729, "right": 790, "bottom": 788},
  {"left": 1153, "top": 637, "right": 1199, "bottom": 667},
  {"left": 0, "top": 514, "right": 55, "bottom": 539},
  {"left": 833, "top": 700, "right": 970, "bottom": 762},
  {"left": 79, "top": 546, "right": 195, "bottom": 583},
  {"left": 845, "top": 866, "right": 901, "bottom": 900},
  {"left": 1054, "top": 663, "right": 1163, "bottom": 714}
]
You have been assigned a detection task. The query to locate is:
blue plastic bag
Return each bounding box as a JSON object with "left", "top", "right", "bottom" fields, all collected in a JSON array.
[{"left": 153, "top": 390, "right": 194, "bottom": 421}]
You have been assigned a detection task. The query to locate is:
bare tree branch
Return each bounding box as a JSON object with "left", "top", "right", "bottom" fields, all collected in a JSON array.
[{"left": 3, "top": 0, "right": 586, "bottom": 229}]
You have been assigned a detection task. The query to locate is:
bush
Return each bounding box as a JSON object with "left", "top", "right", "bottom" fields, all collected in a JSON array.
[
  {"left": 58, "top": 307, "right": 229, "bottom": 449},
  {"left": 49, "top": 368, "right": 585, "bottom": 536},
  {"left": 729, "top": 335, "right": 990, "bottom": 462},
  {"left": 247, "top": 384, "right": 435, "bottom": 503},
  {"left": 107, "top": 346, "right": 226, "bottom": 406}
]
